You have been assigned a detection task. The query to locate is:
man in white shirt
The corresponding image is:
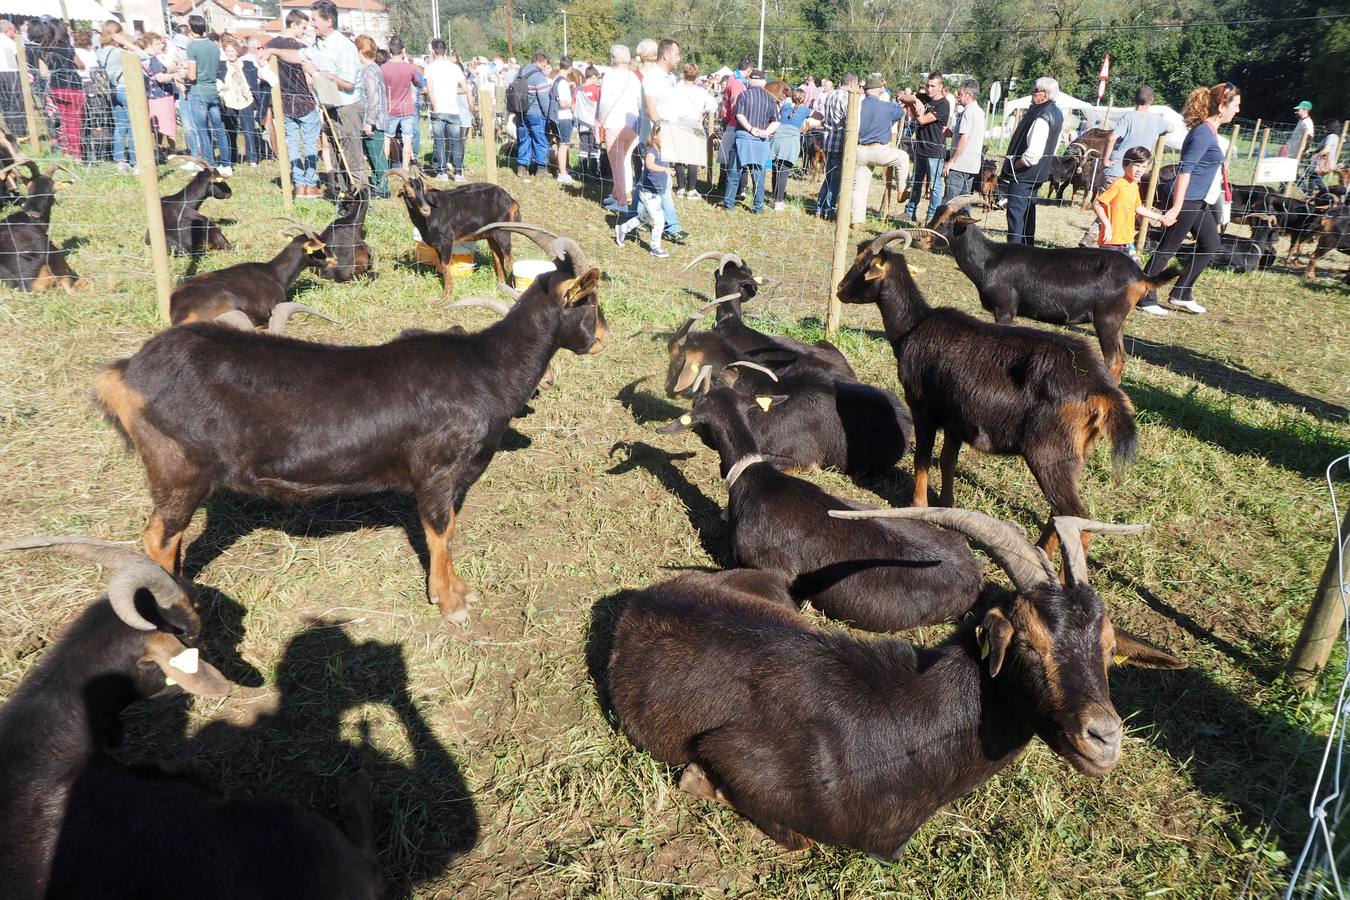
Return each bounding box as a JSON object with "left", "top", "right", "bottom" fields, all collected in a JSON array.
[
  {"left": 1282, "top": 101, "right": 1314, "bottom": 157},
  {"left": 630, "top": 38, "right": 687, "bottom": 242},
  {"left": 424, "top": 39, "right": 471, "bottom": 181},
  {"left": 944, "top": 78, "right": 985, "bottom": 213},
  {"left": 0, "top": 19, "right": 24, "bottom": 138}
]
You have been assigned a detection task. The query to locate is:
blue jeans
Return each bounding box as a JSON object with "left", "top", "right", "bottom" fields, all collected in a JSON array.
[
  {"left": 815, "top": 150, "right": 842, "bottom": 218},
  {"left": 189, "top": 94, "right": 230, "bottom": 167},
  {"left": 517, "top": 113, "right": 548, "bottom": 169},
  {"left": 285, "top": 108, "right": 321, "bottom": 187},
  {"left": 111, "top": 86, "right": 134, "bottom": 164},
  {"left": 723, "top": 142, "right": 766, "bottom": 213},
  {"left": 905, "top": 154, "right": 944, "bottom": 222},
  {"left": 388, "top": 113, "right": 416, "bottom": 163},
  {"left": 431, "top": 113, "right": 463, "bottom": 176},
  {"left": 1003, "top": 179, "right": 1038, "bottom": 245}
]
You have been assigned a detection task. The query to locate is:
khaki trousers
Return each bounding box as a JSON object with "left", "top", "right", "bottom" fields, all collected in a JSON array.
[{"left": 852, "top": 143, "right": 910, "bottom": 224}]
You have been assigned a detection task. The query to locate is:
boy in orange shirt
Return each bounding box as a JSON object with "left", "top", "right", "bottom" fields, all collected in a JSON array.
[{"left": 1093, "top": 146, "right": 1164, "bottom": 262}]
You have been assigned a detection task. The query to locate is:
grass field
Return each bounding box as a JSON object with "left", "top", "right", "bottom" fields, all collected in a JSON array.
[{"left": 1, "top": 142, "right": 1348, "bottom": 898}]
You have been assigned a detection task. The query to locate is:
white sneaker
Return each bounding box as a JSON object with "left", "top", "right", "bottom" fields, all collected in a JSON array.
[
  {"left": 650, "top": 247, "right": 669, "bottom": 259},
  {"left": 773, "top": 201, "right": 786, "bottom": 211},
  {"left": 614, "top": 223, "right": 625, "bottom": 247},
  {"left": 217, "top": 165, "right": 233, "bottom": 176},
  {"left": 179, "top": 162, "right": 201, "bottom": 172},
  {"left": 1169, "top": 298, "right": 1206, "bottom": 315},
  {"left": 454, "top": 173, "right": 467, "bottom": 183},
  {"left": 1136, "top": 302, "right": 1169, "bottom": 317},
  {"left": 556, "top": 172, "right": 574, "bottom": 185}
]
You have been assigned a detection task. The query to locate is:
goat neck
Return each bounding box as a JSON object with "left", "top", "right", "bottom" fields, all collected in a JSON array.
[
  {"left": 473, "top": 284, "right": 568, "bottom": 411},
  {"left": 950, "top": 222, "right": 993, "bottom": 286},
  {"left": 169, "top": 170, "right": 214, "bottom": 208},
  {"left": 701, "top": 394, "right": 766, "bottom": 483},
  {"left": 269, "top": 235, "right": 322, "bottom": 289},
  {"left": 872, "top": 252, "right": 934, "bottom": 344}
]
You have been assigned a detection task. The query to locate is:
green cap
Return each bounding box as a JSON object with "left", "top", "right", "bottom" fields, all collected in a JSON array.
[{"left": 1294, "top": 100, "right": 1312, "bottom": 111}]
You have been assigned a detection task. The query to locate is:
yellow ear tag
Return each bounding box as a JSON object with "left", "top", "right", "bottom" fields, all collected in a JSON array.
[
  {"left": 756, "top": 396, "right": 772, "bottom": 412},
  {"left": 679, "top": 414, "right": 692, "bottom": 425},
  {"left": 976, "top": 626, "right": 989, "bottom": 659},
  {"left": 1113, "top": 654, "right": 1128, "bottom": 665},
  {"left": 168, "top": 647, "right": 200, "bottom": 675},
  {"left": 164, "top": 677, "right": 177, "bottom": 686},
  {"left": 753, "top": 276, "right": 765, "bottom": 284},
  {"left": 907, "top": 265, "right": 925, "bottom": 276}
]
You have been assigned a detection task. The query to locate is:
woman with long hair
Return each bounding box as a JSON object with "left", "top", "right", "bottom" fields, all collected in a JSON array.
[
  {"left": 598, "top": 44, "right": 640, "bottom": 209},
  {"left": 138, "top": 33, "right": 179, "bottom": 152},
  {"left": 1139, "top": 82, "right": 1240, "bottom": 316},
  {"left": 355, "top": 35, "right": 389, "bottom": 197},
  {"left": 35, "top": 19, "right": 85, "bottom": 160}
]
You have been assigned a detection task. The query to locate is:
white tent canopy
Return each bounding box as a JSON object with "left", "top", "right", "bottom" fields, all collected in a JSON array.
[{"left": 1004, "top": 92, "right": 1096, "bottom": 114}]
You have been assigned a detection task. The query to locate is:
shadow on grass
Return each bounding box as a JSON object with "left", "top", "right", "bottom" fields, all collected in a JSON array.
[
  {"left": 584, "top": 587, "right": 640, "bottom": 730},
  {"left": 1110, "top": 660, "right": 1320, "bottom": 860},
  {"left": 1121, "top": 333, "right": 1347, "bottom": 421},
  {"left": 125, "top": 621, "right": 477, "bottom": 897},
  {"left": 606, "top": 441, "right": 729, "bottom": 565},
  {"left": 616, "top": 376, "right": 683, "bottom": 425},
  {"left": 1128, "top": 382, "right": 1350, "bottom": 478}
]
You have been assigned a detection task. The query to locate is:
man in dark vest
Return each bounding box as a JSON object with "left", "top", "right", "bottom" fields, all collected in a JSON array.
[{"left": 999, "top": 76, "right": 1064, "bottom": 245}]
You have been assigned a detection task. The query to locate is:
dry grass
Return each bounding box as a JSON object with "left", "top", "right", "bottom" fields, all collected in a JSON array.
[{"left": 0, "top": 141, "right": 1347, "bottom": 898}]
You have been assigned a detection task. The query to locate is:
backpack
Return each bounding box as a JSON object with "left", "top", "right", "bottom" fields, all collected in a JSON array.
[{"left": 505, "top": 71, "right": 530, "bottom": 115}]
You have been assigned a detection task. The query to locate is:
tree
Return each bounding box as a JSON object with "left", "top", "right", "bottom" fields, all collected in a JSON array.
[{"left": 566, "top": 0, "right": 619, "bottom": 60}]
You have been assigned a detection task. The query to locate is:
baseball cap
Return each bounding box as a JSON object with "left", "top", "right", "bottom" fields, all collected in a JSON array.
[
  {"left": 1294, "top": 100, "right": 1312, "bottom": 111},
  {"left": 864, "top": 75, "right": 883, "bottom": 91}
]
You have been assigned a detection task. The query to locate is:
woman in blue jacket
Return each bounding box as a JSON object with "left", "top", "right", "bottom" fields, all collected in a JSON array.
[{"left": 1140, "top": 82, "right": 1240, "bottom": 316}]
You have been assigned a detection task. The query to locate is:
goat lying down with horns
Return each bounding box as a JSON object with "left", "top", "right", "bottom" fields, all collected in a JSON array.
[{"left": 168, "top": 218, "right": 340, "bottom": 334}]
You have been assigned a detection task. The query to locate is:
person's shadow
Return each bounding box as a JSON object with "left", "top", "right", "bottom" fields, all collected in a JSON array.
[{"left": 125, "top": 621, "right": 478, "bottom": 897}]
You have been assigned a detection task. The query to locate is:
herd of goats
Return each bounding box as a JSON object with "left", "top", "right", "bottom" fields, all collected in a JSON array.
[{"left": 0, "top": 127, "right": 1341, "bottom": 894}]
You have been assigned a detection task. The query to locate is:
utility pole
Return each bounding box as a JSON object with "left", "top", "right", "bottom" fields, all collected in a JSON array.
[
  {"left": 505, "top": 0, "right": 514, "bottom": 58},
  {"left": 562, "top": 10, "right": 568, "bottom": 56},
  {"left": 430, "top": 0, "right": 440, "bottom": 41},
  {"left": 756, "top": 0, "right": 766, "bottom": 69}
]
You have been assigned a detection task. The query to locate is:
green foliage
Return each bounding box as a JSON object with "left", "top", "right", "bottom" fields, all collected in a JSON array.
[{"left": 566, "top": 0, "right": 620, "bottom": 60}]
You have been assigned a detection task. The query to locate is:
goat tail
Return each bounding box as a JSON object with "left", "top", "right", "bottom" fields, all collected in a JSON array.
[
  {"left": 1142, "top": 266, "right": 1181, "bottom": 293},
  {"left": 1102, "top": 387, "right": 1138, "bottom": 474}
]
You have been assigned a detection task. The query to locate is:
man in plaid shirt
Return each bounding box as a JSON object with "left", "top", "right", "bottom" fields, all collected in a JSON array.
[{"left": 814, "top": 72, "right": 858, "bottom": 220}]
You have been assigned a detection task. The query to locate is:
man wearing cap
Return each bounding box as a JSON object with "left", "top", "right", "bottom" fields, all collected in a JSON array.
[
  {"left": 1281, "top": 101, "right": 1314, "bottom": 158},
  {"left": 849, "top": 75, "right": 909, "bottom": 227},
  {"left": 723, "top": 69, "right": 778, "bottom": 214}
]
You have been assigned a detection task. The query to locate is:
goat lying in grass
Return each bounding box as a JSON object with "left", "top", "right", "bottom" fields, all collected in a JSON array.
[
  {"left": 658, "top": 384, "right": 979, "bottom": 631},
  {"left": 607, "top": 510, "right": 1184, "bottom": 858},
  {"left": 96, "top": 223, "right": 608, "bottom": 624},
  {"left": 836, "top": 228, "right": 1138, "bottom": 561},
  {"left": 0, "top": 537, "right": 380, "bottom": 899}
]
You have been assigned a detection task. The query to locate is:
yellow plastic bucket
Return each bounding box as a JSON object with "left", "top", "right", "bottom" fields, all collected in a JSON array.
[
  {"left": 414, "top": 239, "right": 476, "bottom": 276},
  {"left": 513, "top": 258, "right": 556, "bottom": 290}
]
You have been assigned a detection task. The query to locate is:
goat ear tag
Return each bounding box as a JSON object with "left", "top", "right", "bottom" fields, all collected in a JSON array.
[
  {"left": 753, "top": 276, "right": 765, "bottom": 284},
  {"left": 164, "top": 677, "right": 177, "bottom": 686},
  {"left": 864, "top": 260, "right": 888, "bottom": 281},
  {"left": 755, "top": 396, "right": 773, "bottom": 412},
  {"left": 1113, "top": 654, "right": 1129, "bottom": 665},
  {"left": 977, "top": 627, "right": 990, "bottom": 660},
  {"left": 304, "top": 240, "right": 324, "bottom": 253},
  {"left": 168, "top": 647, "right": 199, "bottom": 674},
  {"left": 907, "top": 265, "right": 925, "bottom": 276},
  {"left": 679, "top": 414, "right": 692, "bottom": 425}
]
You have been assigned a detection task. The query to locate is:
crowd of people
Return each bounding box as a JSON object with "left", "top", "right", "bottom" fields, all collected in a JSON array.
[{"left": 0, "top": 14, "right": 1339, "bottom": 301}]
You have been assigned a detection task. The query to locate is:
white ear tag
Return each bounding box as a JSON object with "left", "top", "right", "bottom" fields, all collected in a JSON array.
[
  {"left": 168, "top": 647, "right": 200, "bottom": 674},
  {"left": 753, "top": 276, "right": 765, "bottom": 284},
  {"left": 679, "top": 414, "right": 692, "bottom": 425},
  {"left": 755, "top": 396, "right": 772, "bottom": 412},
  {"left": 164, "top": 677, "right": 177, "bottom": 686},
  {"left": 907, "top": 265, "right": 925, "bottom": 276}
]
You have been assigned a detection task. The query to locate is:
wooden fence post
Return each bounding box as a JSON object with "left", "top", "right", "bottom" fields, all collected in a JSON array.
[
  {"left": 1225, "top": 124, "right": 1241, "bottom": 163},
  {"left": 1254, "top": 128, "right": 1271, "bottom": 181},
  {"left": 122, "top": 51, "right": 173, "bottom": 323},
  {"left": 1136, "top": 133, "right": 1168, "bottom": 252},
  {"left": 269, "top": 59, "right": 293, "bottom": 214},
  {"left": 1285, "top": 129, "right": 1310, "bottom": 197},
  {"left": 14, "top": 39, "right": 41, "bottom": 156},
  {"left": 480, "top": 83, "right": 496, "bottom": 184},
  {"left": 825, "top": 87, "right": 863, "bottom": 340},
  {"left": 1287, "top": 506, "right": 1350, "bottom": 691},
  {"left": 1248, "top": 118, "right": 1262, "bottom": 157},
  {"left": 1338, "top": 120, "right": 1350, "bottom": 169}
]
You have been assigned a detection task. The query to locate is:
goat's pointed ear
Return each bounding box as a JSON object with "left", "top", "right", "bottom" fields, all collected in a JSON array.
[
  {"left": 864, "top": 257, "right": 889, "bottom": 281},
  {"left": 979, "top": 607, "right": 1016, "bottom": 677},
  {"left": 656, "top": 411, "right": 696, "bottom": 434},
  {"left": 955, "top": 213, "right": 977, "bottom": 225},
  {"left": 1111, "top": 626, "right": 1187, "bottom": 670},
  {"left": 141, "top": 634, "right": 233, "bottom": 697},
  {"left": 560, "top": 266, "right": 600, "bottom": 307},
  {"left": 303, "top": 239, "right": 326, "bottom": 254}
]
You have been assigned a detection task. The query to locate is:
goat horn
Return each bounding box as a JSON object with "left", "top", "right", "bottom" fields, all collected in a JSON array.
[
  {"left": 276, "top": 216, "right": 322, "bottom": 242},
  {"left": 1051, "top": 517, "right": 1149, "bottom": 587},
  {"left": 0, "top": 536, "right": 183, "bottom": 631},
  {"left": 943, "top": 193, "right": 983, "bottom": 211},
  {"left": 867, "top": 229, "right": 913, "bottom": 255},
  {"left": 827, "top": 507, "right": 1058, "bottom": 594},
  {"left": 680, "top": 251, "right": 749, "bottom": 275},
  {"left": 168, "top": 154, "right": 215, "bottom": 171},
  {"left": 214, "top": 310, "right": 255, "bottom": 331},
  {"left": 386, "top": 168, "right": 411, "bottom": 187},
  {"left": 268, "top": 302, "right": 339, "bottom": 335},
  {"left": 449, "top": 296, "right": 514, "bottom": 317},
  {"left": 723, "top": 360, "right": 779, "bottom": 382},
  {"left": 497, "top": 281, "right": 522, "bottom": 301},
  {"left": 668, "top": 294, "right": 739, "bottom": 350},
  {"left": 473, "top": 222, "right": 590, "bottom": 274},
  {"left": 910, "top": 227, "right": 950, "bottom": 246},
  {"left": 682, "top": 251, "right": 726, "bottom": 271}
]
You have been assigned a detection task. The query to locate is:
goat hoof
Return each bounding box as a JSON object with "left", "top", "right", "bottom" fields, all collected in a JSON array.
[{"left": 435, "top": 591, "right": 477, "bottom": 624}]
